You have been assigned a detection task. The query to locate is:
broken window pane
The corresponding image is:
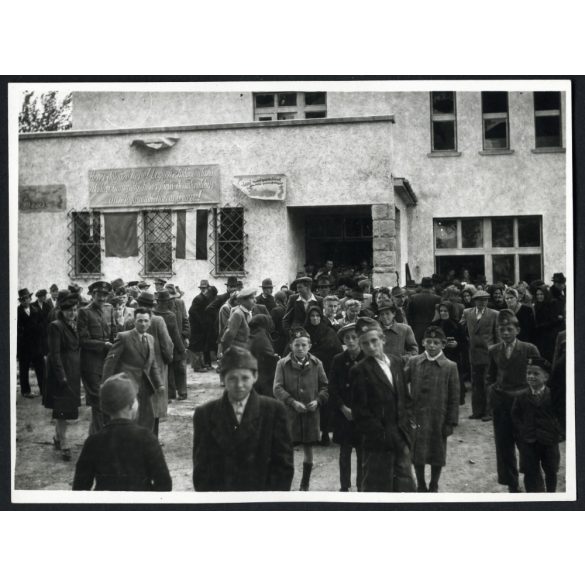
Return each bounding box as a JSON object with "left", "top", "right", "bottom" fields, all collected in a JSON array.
[
  {"left": 492, "top": 217, "right": 514, "bottom": 247},
  {"left": 518, "top": 216, "right": 541, "bottom": 247},
  {"left": 484, "top": 118, "right": 508, "bottom": 149},
  {"left": 435, "top": 219, "right": 458, "bottom": 249},
  {"left": 482, "top": 92, "right": 508, "bottom": 114},
  {"left": 432, "top": 92, "right": 455, "bottom": 114},
  {"left": 492, "top": 254, "right": 515, "bottom": 284},
  {"left": 278, "top": 93, "right": 297, "bottom": 107},
  {"left": 535, "top": 116, "right": 562, "bottom": 148},
  {"left": 534, "top": 91, "right": 560, "bottom": 111},
  {"left": 305, "top": 92, "right": 326, "bottom": 106},
  {"left": 519, "top": 254, "right": 542, "bottom": 283},
  {"left": 461, "top": 219, "right": 483, "bottom": 248},
  {"left": 255, "top": 94, "right": 274, "bottom": 108},
  {"left": 433, "top": 121, "right": 456, "bottom": 150}
]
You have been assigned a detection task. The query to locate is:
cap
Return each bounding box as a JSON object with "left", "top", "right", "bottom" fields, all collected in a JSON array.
[
  {"left": 137, "top": 281, "right": 150, "bottom": 290},
  {"left": 337, "top": 322, "right": 357, "bottom": 341},
  {"left": 357, "top": 279, "right": 371, "bottom": 290},
  {"left": 471, "top": 290, "right": 490, "bottom": 301},
  {"left": 390, "top": 286, "right": 405, "bottom": 297},
  {"left": 199, "top": 279, "right": 209, "bottom": 288},
  {"left": 88, "top": 281, "right": 112, "bottom": 294},
  {"left": 100, "top": 373, "right": 138, "bottom": 415},
  {"left": 261, "top": 278, "right": 273, "bottom": 288},
  {"left": 60, "top": 293, "right": 79, "bottom": 310},
  {"left": 423, "top": 325, "right": 447, "bottom": 342},
  {"left": 127, "top": 281, "right": 139, "bottom": 287},
  {"left": 376, "top": 300, "right": 396, "bottom": 315},
  {"left": 18, "top": 288, "right": 32, "bottom": 300},
  {"left": 220, "top": 346, "right": 258, "bottom": 374},
  {"left": 137, "top": 292, "right": 155, "bottom": 307},
  {"left": 237, "top": 287, "right": 257, "bottom": 299},
  {"left": 526, "top": 357, "right": 551, "bottom": 374},
  {"left": 68, "top": 283, "right": 82, "bottom": 293},
  {"left": 290, "top": 327, "right": 311, "bottom": 341},
  {"left": 35, "top": 289, "right": 47, "bottom": 297},
  {"left": 355, "top": 317, "right": 383, "bottom": 337},
  {"left": 292, "top": 276, "right": 313, "bottom": 288},
  {"left": 154, "top": 277, "right": 167, "bottom": 286}
]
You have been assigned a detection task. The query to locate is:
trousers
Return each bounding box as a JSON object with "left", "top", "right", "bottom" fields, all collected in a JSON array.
[
  {"left": 362, "top": 446, "right": 415, "bottom": 492},
  {"left": 518, "top": 441, "right": 560, "bottom": 492},
  {"left": 339, "top": 443, "right": 364, "bottom": 491},
  {"left": 492, "top": 391, "right": 519, "bottom": 488},
  {"left": 168, "top": 360, "right": 187, "bottom": 399},
  {"left": 18, "top": 353, "right": 45, "bottom": 395},
  {"left": 471, "top": 363, "right": 489, "bottom": 417}
]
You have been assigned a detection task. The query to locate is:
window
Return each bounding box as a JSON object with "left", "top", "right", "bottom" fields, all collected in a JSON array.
[
  {"left": 143, "top": 210, "right": 173, "bottom": 276},
  {"left": 434, "top": 216, "right": 543, "bottom": 284},
  {"left": 481, "top": 92, "right": 509, "bottom": 150},
  {"left": 253, "top": 92, "right": 327, "bottom": 121},
  {"left": 534, "top": 91, "right": 562, "bottom": 148},
  {"left": 212, "top": 207, "right": 246, "bottom": 274},
  {"left": 70, "top": 211, "right": 102, "bottom": 277},
  {"left": 430, "top": 92, "right": 457, "bottom": 151}
]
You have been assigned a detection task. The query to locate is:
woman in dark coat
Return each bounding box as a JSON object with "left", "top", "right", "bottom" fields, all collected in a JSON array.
[
  {"left": 431, "top": 301, "right": 467, "bottom": 405},
  {"left": 189, "top": 288, "right": 210, "bottom": 371},
  {"left": 42, "top": 294, "right": 81, "bottom": 461},
  {"left": 304, "top": 306, "right": 343, "bottom": 445},
  {"left": 202, "top": 286, "right": 218, "bottom": 367},
  {"left": 534, "top": 285, "right": 565, "bottom": 362},
  {"left": 248, "top": 314, "right": 279, "bottom": 397},
  {"left": 504, "top": 287, "right": 536, "bottom": 343}
]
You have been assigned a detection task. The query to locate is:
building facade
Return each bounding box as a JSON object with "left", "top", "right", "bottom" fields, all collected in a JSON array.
[{"left": 18, "top": 89, "right": 567, "bottom": 304}]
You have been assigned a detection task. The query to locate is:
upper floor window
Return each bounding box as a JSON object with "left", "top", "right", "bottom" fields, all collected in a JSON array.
[
  {"left": 253, "top": 92, "right": 327, "bottom": 121},
  {"left": 481, "top": 92, "right": 509, "bottom": 150},
  {"left": 534, "top": 91, "right": 562, "bottom": 148},
  {"left": 430, "top": 91, "right": 457, "bottom": 151}
]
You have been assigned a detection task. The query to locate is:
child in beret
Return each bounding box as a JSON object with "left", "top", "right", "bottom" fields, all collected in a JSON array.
[
  {"left": 273, "top": 328, "right": 329, "bottom": 490},
  {"left": 72, "top": 373, "right": 172, "bottom": 491}
]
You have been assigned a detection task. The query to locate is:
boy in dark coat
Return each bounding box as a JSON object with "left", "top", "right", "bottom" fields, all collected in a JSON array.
[
  {"left": 512, "top": 357, "right": 563, "bottom": 492},
  {"left": 73, "top": 373, "right": 172, "bottom": 491},
  {"left": 193, "top": 346, "right": 294, "bottom": 491}
]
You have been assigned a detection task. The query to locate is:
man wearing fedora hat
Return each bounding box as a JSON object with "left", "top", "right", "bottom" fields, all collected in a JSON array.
[
  {"left": 77, "top": 281, "right": 116, "bottom": 434},
  {"left": 32, "top": 289, "right": 52, "bottom": 356},
  {"left": 460, "top": 289, "right": 500, "bottom": 421},
  {"left": 550, "top": 272, "right": 567, "bottom": 306},
  {"left": 17, "top": 288, "right": 45, "bottom": 398},
  {"left": 282, "top": 276, "right": 322, "bottom": 332},
  {"left": 255, "top": 278, "right": 276, "bottom": 313}
]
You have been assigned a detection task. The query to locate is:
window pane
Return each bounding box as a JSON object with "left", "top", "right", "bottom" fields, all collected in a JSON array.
[
  {"left": 519, "top": 254, "right": 542, "bottom": 283},
  {"left": 492, "top": 254, "right": 515, "bottom": 284},
  {"left": 534, "top": 91, "right": 560, "bottom": 111},
  {"left": 277, "top": 93, "right": 297, "bottom": 106},
  {"left": 305, "top": 111, "right": 326, "bottom": 119},
  {"left": 434, "top": 219, "right": 458, "bottom": 249},
  {"left": 277, "top": 112, "right": 296, "bottom": 120},
  {"left": 491, "top": 217, "right": 514, "bottom": 247},
  {"left": 257, "top": 115, "right": 273, "bottom": 121},
  {"left": 535, "top": 116, "right": 562, "bottom": 148},
  {"left": 432, "top": 120, "right": 456, "bottom": 150},
  {"left": 255, "top": 94, "right": 274, "bottom": 108},
  {"left": 518, "top": 216, "right": 541, "bottom": 247},
  {"left": 482, "top": 92, "right": 508, "bottom": 114},
  {"left": 484, "top": 118, "right": 508, "bottom": 149},
  {"left": 305, "top": 92, "right": 326, "bottom": 106},
  {"left": 461, "top": 219, "right": 483, "bottom": 248},
  {"left": 432, "top": 91, "right": 455, "bottom": 114}
]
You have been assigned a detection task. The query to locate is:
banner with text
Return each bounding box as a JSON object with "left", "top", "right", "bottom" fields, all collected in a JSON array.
[{"left": 233, "top": 174, "right": 286, "bottom": 201}]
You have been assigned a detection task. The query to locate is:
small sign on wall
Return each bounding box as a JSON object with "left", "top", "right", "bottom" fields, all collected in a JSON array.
[
  {"left": 19, "top": 184, "right": 66, "bottom": 212},
  {"left": 233, "top": 174, "right": 286, "bottom": 200}
]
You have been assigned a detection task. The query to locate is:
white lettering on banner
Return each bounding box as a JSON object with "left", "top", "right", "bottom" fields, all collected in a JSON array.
[{"left": 233, "top": 174, "right": 286, "bottom": 201}]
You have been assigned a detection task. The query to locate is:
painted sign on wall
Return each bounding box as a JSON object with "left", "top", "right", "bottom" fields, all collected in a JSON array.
[
  {"left": 19, "top": 184, "right": 67, "bottom": 212},
  {"left": 89, "top": 165, "right": 220, "bottom": 207},
  {"left": 233, "top": 174, "right": 286, "bottom": 200}
]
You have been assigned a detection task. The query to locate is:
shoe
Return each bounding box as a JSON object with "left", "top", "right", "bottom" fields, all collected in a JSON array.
[
  {"left": 22, "top": 393, "right": 35, "bottom": 399},
  {"left": 428, "top": 483, "right": 439, "bottom": 493},
  {"left": 177, "top": 395, "right": 188, "bottom": 401},
  {"left": 508, "top": 484, "right": 521, "bottom": 493},
  {"left": 481, "top": 415, "right": 493, "bottom": 422},
  {"left": 300, "top": 462, "right": 313, "bottom": 491},
  {"left": 339, "top": 487, "right": 349, "bottom": 492},
  {"left": 52, "top": 436, "right": 61, "bottom": 451},
  {"left": 468, "top": 414, "right": 482, "bottom": 420},
  {"left": 417, "top": 485, "right": 428, "bottom": 493},
  {"left": 61, "top": 449, "right": 71, "bottom": 462}
]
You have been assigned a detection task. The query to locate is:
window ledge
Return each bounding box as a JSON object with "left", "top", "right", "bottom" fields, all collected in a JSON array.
[
  {"left": 478, "top": 149, "right": 515, "bottom": 156},
  {"left": 531, "top": 147, "right": 566, "bottom": 154},
  {"left": 427, "top": 151, "right": 462, "bottom": 158}
]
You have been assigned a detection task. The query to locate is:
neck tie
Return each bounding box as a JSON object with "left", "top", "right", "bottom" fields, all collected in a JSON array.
[
  {"left": 142, "top": 334, "right": 149, "bottom": 357},
  {"left": 505, "top": 344, "right": 513, "bottom": 359}
]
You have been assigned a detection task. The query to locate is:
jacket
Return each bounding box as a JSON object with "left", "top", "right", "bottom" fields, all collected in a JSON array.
[
  {"left": 77, "top": 301, "right": 116, "bottom": 375},
  {"left": 381, "top": 322, "right": 419, "bottom": 360},
  {"left": 407, "top": 290, "right": 442, "bottom": 345},
  {"left": 460, "top": 307, "right": 500, "bottom": 366},
  {"left": 511, "top": 387, "right": 564, "bottom": 445},
  {"left": 17, "top": 304, "right": 44, "bottom": 359},
  {"left": 282, "top": 293, "right": 323, "bottom": 331},
  {"left": 221, "top": 306, "right": 251, "bottom": 350},
  {"left": 487, "top": 339, "right": 540, "bottom": 397}
]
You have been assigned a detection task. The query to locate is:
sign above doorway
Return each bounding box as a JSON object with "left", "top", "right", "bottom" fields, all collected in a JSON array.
[{"left": 233, "top": 174, "right": 286, "bottom": 201}]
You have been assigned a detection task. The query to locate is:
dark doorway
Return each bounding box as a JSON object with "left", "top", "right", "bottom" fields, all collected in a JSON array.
[{"left": 435, "top": 255, "right": 485, "bottom": 282}]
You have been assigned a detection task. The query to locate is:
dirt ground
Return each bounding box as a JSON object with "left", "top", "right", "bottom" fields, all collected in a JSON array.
[{"left": 14, "top": 366, "right": 566, "bottom": 494}]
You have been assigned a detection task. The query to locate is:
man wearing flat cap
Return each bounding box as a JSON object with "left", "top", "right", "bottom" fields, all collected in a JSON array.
[
  {"left": 220, "top": 287, "right": 257, "bottom": 354},
  {"left": 255, "top": 278, "right": 276, "bottom": 313},
  {"left": 460, "top": 289, "right": 500, "bottom": 421},
  {"left": 349, "top": 317, "right": 416, "bottom": 492},
  {"left": 77, "top": 280, "right": 116, "bottom": 434},
  {"left": 17, "top": 288, "right": 45, "bottom": 398},
  {"left": 282, "top": 276, "right": 322, "bottom": 332}
]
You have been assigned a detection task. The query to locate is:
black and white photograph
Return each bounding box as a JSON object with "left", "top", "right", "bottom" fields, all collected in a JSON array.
[{"left": 8, "top": 79, "right": 574, "bottom": 504}]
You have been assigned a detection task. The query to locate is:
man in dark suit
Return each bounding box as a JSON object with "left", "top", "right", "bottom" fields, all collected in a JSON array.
[
  {"left": 255, "top": 278, "right": 276, "bottom": 313},
  {"left": 77, "top": 280, "right": 116, "bottom": 434},
  {"left": 17, "top": 288, "right": 45, "bottom": 398},
  {"left": 47, "top": 284, "right": 59, "bottom": 311},
  {"left": 350, "top": 317, "right": 416, "bottom": 492},
  {"left": 282, "top": 276, "right": 323, "bottom": 332},
  {"left": 32, "top": 289, "right": 52, "bottom": 356},
  {"left": 407, "top": 277, "right": 441, "bottom": 348},
  {"left": 193, "top": 346, "right": 294, "bottom": 491}
]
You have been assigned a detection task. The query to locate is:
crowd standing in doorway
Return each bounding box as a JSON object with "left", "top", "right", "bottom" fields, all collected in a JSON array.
[{"left": 16, "top": 260, "right": 567, "bottom": 493}]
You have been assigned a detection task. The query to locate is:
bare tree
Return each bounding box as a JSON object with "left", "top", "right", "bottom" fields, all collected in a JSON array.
[{"left": 19, "top": 91, "right": 72, "bottom": 133}]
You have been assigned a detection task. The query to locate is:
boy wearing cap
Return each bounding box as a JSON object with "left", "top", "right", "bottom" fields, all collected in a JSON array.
[
  {"left": 17, "top": 288, "right": 45, "bottom": 398},
  {"left": 329, "top": 323, "right": 365, "bottom": 491},
  {"left": 193, "top": 346, "right": 293, "bottom": 491},
  {"left": 376, "top": 301, "right": 418, "bottom": 362},
  {"left": 406, "top": 326, "right": 459, "bottom": 492},
  {"left": 511, "top": 358, "right": 563, "bottom": 492},
  {"left": 350, "top": 317, "right": 416, "bottom": 492},
  {"left": 487, "top": 309, "right": 540, "bottom": 492},
  {"left": 274, "top": 328, "right": 329, "bottom": 491},
  {"left": 73, "top": 373, "right": 172, "bottom": 491}
]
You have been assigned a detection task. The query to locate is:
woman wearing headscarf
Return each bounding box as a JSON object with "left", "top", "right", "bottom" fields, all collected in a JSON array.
[
  {"left": 431, "top": 301, "right": 467, "bottom": 405},
  {"left": 534, "top": 285, "right": 565, "bottom": 362},
  {"left": 304, "top": 305, "right": 343, "bottom": 445},
  {"left": 43, "top": 293, "right": 81, "bottom": 462},
  {"left": 248, "top": 314, "right": 279, "bottom": 397}
]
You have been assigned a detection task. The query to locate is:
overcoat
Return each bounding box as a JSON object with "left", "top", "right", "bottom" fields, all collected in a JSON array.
[
  {"left": 102, "top": 330, "right": 163, "bottom": 431},
  {"left": 270, "top": 304, "right": 288, "bottom": 356},
  {"left": 17, "top": 304, "right": 44, "bottom": 359},
  {"left": 248, "top": 319, "right": 279, "bottom": 397},
  {"left": 193, "top": 390, "right": 294, "bottom": 491},
  {"left": 43, "top": 317, "right": 81, "bottom": 418},
  {"left": 282, "top": 293, "right": 323, "bottom": 331},
  {"left": 405, "top": 352, "right": 460, "bottom": 466},
  {"left": 486, "top": 340, "right": 540, "bottom": 395},
  {"left": 188, "top": 293, "right": 208, "bottom": 352},
  {"left": 154, "top": 308, "right": 185, "bottom": 361},
  {"left": 407, "top": 290, "right": 442, "bottom": 346},
  {"left": 221, "top": 306, "right": 251, "bottom": 350},
  {"left": 31, "top": 299, "right": 52, "bottom": 355},
  {"left": 511, "top": 387, "right": 564, "bottom": 446},
  {"left": 460, "top": 307, "right": 500, "bottom": 366},
  {"left": 273, "top": 353, "right": 329, "bottom": 444},
  {"left": 381, "top": 322, "right": 418, "bottom": 360}
]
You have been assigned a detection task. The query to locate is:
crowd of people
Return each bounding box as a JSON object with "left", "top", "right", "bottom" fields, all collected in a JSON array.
[{"left": 16, "top": 259, "right": 568, "bottom": 493}]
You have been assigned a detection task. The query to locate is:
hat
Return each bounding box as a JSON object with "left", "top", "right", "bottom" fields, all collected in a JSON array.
[
  {"left": 110, "top": 278, "right": 125, "bottom": 291},
  {"left": 18, "top": 288, "right": 32, "bottom": 300},
  {"left": 35, "top": 289, "right": 47, "bottom": 298},
  {"left": 552, "top": 273, "right": 566, "bottom": 283},
  {"left": 376, "top": 300, "right": 396, "bottom": 315},
  {"left": 471, "top": 290, "right": 490, "bottom": 301},
  {"left": 357, "top": 279, "right": 371, "bottom": 290},
  {"left": 497, "top": 309, "right": 519, "bottom": 327},
  {"left": 69, "top": 283, "right": 82, "bottom": 293},
  {"left": 114, "top": 286, "right": 127, "bottom": 296},
  {"left": 60, "top": 293, "right": 79, "bottom": 310},
  {"left": 137, "top": 281, "right": 150, "bottom": 290},
  {"left": 292, "top": 276, "right": 313, "bottom": 288},
  {"left": 137, "top": 292, "right": 155, "bottom": 307},
  {"left": 49, "top": 284, "right": 59, "bottom": 293},
  {"left": 421, "top": 277, "right": 433, "bottom": 288},
  {"left": 226, "top": 276, "right": 238, "bottom": 287},
  {"left": 220, "top": 346, "right": 258, "bottom": 374},
  {"left": 236, "top": 280, "right": 244, "bottom": 289},
  {"left": 154, "top": 277, "right": 167, "bottom": 286},
  {"left": 526, "top": 357, "right": 551, "bottom": 374},
  {"left": 100, "top": 373, "right": 138, "bottom": 416},
  {"left": 165, "top": 283, "right": 178, "bottom": 297},
  {"left": 289, "top": 327, "right": 311, "bottom": 341},
  {"left": 199, "top": 279, "right": 209, "bottom": 289},
  {"left": 316, "top": 276, "right": 331, "bottom": 287},
  {"left": 391, "top": 286, "right": 405, "bottom": 297},
  {"left": 337, "top": 322, "right": 357, "bottom": 341},
  {"left": 155, "top": 290, "right": 172, "bottom": 303},
  {"left": 56, "top": 289, "right": 72, "bottom": 306},
  {"left": 127, "top": 281, "right": 139, "bottom": 287},
  {"left": 89, "top": 281, "right": 112, "bottom": 294},
  {"left": 237, "top": 287, "right": 257, "bottom": 299},
  {"left": 261, "top": 278, "right": 273, "bottom": 288},
  {"left": 423, "top": 325, "right": 447, "bottom": 342},
  {"left": 355, "top": 316, "right": 383, "bottom": 337}
]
